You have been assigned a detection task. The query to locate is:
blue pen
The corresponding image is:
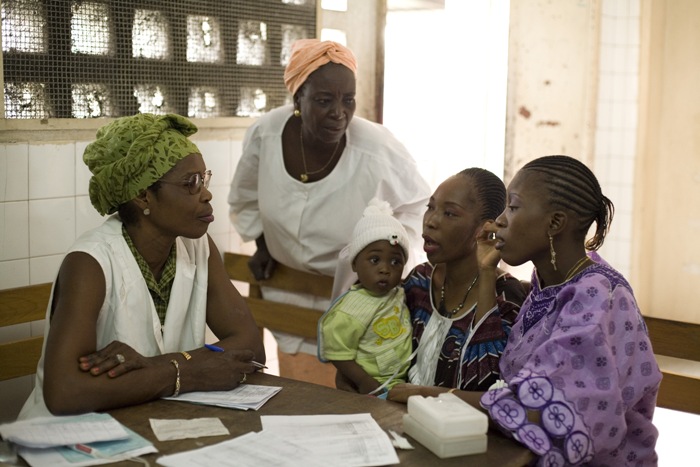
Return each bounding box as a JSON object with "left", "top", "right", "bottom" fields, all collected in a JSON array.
[
  {"left": 204, "top": 343, "right": 267, "bottom": 369},
  {"left": 204, "top": 343, "right": 224, "bottom": 352}
]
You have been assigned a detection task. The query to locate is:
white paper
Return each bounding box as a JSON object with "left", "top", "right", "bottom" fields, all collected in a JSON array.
[
  {"left": 17, "top": 425, "right": 156, "bottom": 467},
  {"left": 18, "top": 443, "right": 156, "bottom": 467},
  {"left": 149, "top": 418, "right": 230, "bottom": 441},
  {"left": 164, "top": 384, "right": 282, "bottom": 410},
  {"left": 261, "top": 413, "right": 399, "bottom": 467},
  {"left": 0, "top": 413, "right": 128, "bottom": 448},
  {"left": 156, "top": 431, "right": 329, "bottom": 467}
]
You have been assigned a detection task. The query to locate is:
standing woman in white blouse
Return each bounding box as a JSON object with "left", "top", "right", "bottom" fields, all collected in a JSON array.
[{"left": 228, "top": 39, "right": 430, "bottom": 386}]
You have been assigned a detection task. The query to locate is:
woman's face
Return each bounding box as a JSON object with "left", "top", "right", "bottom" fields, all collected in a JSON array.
[
  {"left": 494, "top": 171, "right": 551, "bottom": 268},
  {"left": 146, "top": 153, "right": 214, "bottom": 240},
  {"left": 296, "top": 62, "right": 356, "bottom": 145},
  {"left": 422, "top": 175, "right": 482, "bottom": 264}
]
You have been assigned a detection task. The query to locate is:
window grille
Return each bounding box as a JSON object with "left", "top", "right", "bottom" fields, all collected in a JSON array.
[{"left": 1, "top": 0, "right": 316, "bottom": 119}]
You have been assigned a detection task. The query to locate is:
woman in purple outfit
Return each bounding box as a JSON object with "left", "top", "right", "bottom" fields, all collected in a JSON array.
[{"left": 480, "top": 155, "right": 661, "bottom": 466}]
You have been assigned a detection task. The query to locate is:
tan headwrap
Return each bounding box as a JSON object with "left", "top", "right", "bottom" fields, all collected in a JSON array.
[
  {"left": 283, "top": 39, "right": 358, "bottom": 96},
  {"left": 83, "top": 113, "right": 200, "bottom": 216}
]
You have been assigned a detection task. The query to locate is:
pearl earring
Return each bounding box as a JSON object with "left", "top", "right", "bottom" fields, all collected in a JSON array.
[
  {"left": 143, "top": 208, "right": 150, "bottom": 216},
  {"left": 293, "top": 109, "right": 301, "bottom": 117}
]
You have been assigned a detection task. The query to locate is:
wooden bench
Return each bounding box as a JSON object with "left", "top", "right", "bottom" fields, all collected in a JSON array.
[
  {"left": 223, "top": 252, "right": 333, "bottom": 339},
  {"left": 3, "top": 262, "right": 699, "bottom": 416},
  {"left": 0, "top": 254, "right": 334, "bottom": 382},
  {"left": 0, "top": 283, "right": 51, "bottom": 381},
  {"left": 644, "top": 317, "right": 700, "bottom": 415}
]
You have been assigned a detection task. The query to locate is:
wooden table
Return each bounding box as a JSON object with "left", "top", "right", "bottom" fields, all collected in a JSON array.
[{"left": 101, "top": 372, "right": 534, "bottom": 466}]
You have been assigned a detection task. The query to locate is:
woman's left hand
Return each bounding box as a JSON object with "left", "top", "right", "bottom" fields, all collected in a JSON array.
[{"left": 78, "top": 341, "right": 147, "bottom": 378}]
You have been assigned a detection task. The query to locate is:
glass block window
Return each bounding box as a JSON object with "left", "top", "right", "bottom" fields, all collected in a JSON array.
[
  {"left": 71, "top": 2, "right": 112, "bottom": 55},
  {"left": 2, "top": 0, "right": 316, "bottom": 119},
  {"left": 1, "top": 0, "right": 47, "bottom": 53},
  {"left": 72, "top": 83, "right": 112, "bottom": 118},
  {"left": 188, "top": 86, "right": 220, "bottom": 118},
  {"left": 132, "top": 9, "right": 170, "bottom": 60},
  {"left": 187, "top": 16, "right": 223, "bottom": 63}
]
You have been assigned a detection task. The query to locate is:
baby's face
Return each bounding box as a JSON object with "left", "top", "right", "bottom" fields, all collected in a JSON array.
[{"left": 352, "top": 240, "right": 406, "bottom": 296}]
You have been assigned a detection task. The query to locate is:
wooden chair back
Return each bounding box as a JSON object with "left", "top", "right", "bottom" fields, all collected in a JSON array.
[
  {"left": 644, "top": 316, "right": 700, "bottom": 414},
  {"left": 223, "top": 252, "right": 333, "bottom": 339},
  {"left": 0, "top": 283, "right": 51, "bottom": 381}
]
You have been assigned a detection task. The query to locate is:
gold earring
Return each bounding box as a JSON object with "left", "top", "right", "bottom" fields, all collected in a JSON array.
[
  {"left": 143, "top": 208, "right": 150, "bottom": 216},
  {"left": 549, "top": 234, "right": 557, "bottom": 271},
  {"left": 293, "top": 109, "right": 301, "bottom": 117}
]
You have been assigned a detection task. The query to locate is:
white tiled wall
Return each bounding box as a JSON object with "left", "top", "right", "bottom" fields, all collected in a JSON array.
[
  {"left": 0, "top": 136, "right": 250, "bottom": 421},
  {"left": 594, "top": 0, "right": 640, "bottom": 278}
]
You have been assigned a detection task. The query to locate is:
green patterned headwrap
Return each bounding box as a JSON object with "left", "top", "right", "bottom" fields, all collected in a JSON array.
[{"left": 83, "top": 113, "right": 200, "bottom": 216}]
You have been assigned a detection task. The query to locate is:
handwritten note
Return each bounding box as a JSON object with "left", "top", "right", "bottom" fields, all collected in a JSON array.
[{"left": 150, "top": 418, "right": 230, "bottom": 441}]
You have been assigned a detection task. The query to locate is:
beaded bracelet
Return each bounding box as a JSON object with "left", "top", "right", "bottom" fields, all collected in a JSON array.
[
  {"left": 180, "top": 351, "right": 192, "bottom": 360},
  {"left": 447, "top": 388, "right": 458, "bottom": 394},
  {"left": 170, "top": 359, "right": 181, "bottom": 397}
]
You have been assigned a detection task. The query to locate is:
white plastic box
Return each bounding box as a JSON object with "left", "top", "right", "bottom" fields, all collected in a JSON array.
[
  {"left": 402, "top": 392, "right": 488, "bottom": 458},
  {"left": 403, "top": 413, "right": 487, "bottom": 458},
  {"left": 406, "top": 392, "right": 488, "bottom": 437}
]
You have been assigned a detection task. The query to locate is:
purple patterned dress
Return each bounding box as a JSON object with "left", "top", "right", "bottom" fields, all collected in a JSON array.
[{"left": 480, "top": 253, "right": 661, "bottom": 466}]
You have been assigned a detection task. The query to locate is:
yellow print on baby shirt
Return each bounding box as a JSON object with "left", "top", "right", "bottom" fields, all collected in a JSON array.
[{"left": 372, "top": 306, "right": 406, "bottom": 345}]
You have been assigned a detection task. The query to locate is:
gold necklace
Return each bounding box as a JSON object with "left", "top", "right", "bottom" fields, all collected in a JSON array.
[
  {"left": 440, "top": 273, "right": 479, "bottom": 316},
  {"left": 299, "top": 127, "right": 342, "bottom": 183},
  {"left": 564, "top": 256, "right": 590, "bottom": 282}
]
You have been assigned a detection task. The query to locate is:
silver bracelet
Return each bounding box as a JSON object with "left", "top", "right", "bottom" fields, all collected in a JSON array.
[{"left": 170, "top": 359, "right": 181, "bottom": 397}]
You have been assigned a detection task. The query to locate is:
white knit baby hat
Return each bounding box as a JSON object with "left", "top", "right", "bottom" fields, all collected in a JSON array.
[{"left": 348, "top": 197, "right": 409, "bottom": 262}]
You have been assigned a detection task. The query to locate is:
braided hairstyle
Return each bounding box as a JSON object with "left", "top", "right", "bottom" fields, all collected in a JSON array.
[
  {"left": 457, "top": 168, "right": 506, "bottom": 221},
  {"left": 521, "top": 155, "right": 614, "bottom": 250}
]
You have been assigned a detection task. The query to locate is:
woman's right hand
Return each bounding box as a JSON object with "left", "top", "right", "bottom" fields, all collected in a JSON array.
[
  {"left": 476, "top": 221, "right": 501, "bottom": 271},
  {"left": 190, "top": 348, "right": 258, "bottom": 391},
  {"left": 248, "top": 236, "right": 277, "bottom": 280}
]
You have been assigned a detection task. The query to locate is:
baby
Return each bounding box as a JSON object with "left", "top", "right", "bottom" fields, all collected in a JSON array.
[{"left": 318, "top": 198, "right": 412, "bottom": 396}]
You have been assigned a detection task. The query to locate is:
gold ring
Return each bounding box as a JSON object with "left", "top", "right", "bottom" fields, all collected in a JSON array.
[
  {"left": 239, "top": 373, "right": 247, "bottom": 384},
  {"left": 116, "top": 353, "right": 125, "bottom": 364}
]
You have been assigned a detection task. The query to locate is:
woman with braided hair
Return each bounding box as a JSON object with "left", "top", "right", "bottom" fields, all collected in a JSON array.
[
  {"left": 480, "top": 155, "right": 661, "bottom": 466},
  {"left": 385, "top": 168, "right": 527, "bottom": 401}
]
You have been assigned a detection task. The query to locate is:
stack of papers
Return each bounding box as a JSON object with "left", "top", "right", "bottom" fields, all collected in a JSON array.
[
  {"left": 0, "top": 413, "right": 156, "bottom": 467},
  {"left": 164, "top": 384, "right": 282, "bottom": 410},
  {"left": 156, "top": 413, "right": 398, "bottom": 467}
]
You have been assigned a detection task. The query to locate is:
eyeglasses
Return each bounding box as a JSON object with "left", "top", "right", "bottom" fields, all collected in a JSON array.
[{"left": 160, "top": 170, "right": 212, "bottom": 195}]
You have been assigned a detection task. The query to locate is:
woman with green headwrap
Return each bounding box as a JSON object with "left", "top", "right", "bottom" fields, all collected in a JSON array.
[{"left": 19, "top": 114, "right": 265, "bottom": 418}]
